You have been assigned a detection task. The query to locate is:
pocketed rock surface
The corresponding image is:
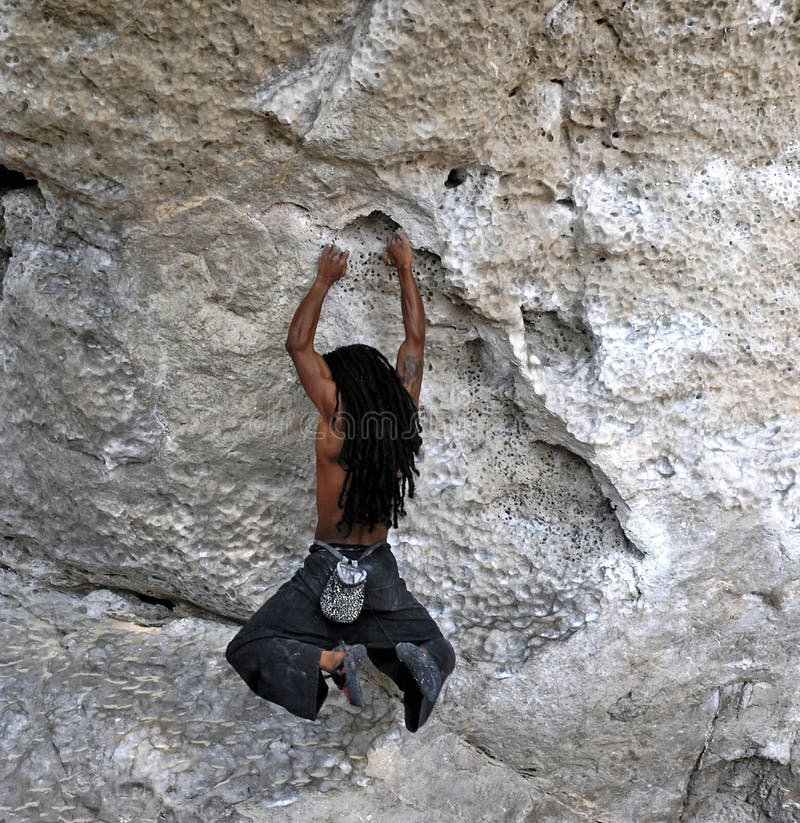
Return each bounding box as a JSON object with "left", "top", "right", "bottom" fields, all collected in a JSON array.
[{"left": 1, "top": 1, "right": 799, "bottom": 821}]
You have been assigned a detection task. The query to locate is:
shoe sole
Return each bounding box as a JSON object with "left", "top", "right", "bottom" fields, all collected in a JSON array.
[
  {"left": 341, "top": 644, "right": 366, "bottom": 707},
  {"left": 396, "top": 642, "right": 442, "bottom": 703}
]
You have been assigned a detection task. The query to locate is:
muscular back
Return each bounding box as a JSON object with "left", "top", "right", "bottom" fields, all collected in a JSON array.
[{"left": 314, "top": 406, "right": 392, "bottom": 545}]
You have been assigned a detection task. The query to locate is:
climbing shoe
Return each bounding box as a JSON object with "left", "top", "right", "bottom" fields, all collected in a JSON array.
[
  {"left": 330, "top": 643, "right": 367, "bottom": 708},
  {"left": 396, "top": 642, "right": 442, "bottom": 703}
]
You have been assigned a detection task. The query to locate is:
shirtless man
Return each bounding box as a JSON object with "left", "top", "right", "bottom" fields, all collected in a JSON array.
[{"left": 225, "top": 228, "right": 454, "bottom": 732}]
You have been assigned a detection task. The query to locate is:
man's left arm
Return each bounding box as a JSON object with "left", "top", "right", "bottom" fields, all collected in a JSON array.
[{"left": 285, "top": 244, "right": 348, "bottom": 420}]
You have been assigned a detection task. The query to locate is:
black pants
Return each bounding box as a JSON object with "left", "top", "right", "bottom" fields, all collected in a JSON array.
[{"left": 225, "top": 542, "right": 456, "bottom": 732}]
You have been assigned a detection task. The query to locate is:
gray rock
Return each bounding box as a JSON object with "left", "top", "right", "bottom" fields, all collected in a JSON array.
[
  {"left": 0, "top": 0, "right": 799, "bottom": 820},
  {"left": 0, "top": 568, "right": 400, "bottom": 822}
]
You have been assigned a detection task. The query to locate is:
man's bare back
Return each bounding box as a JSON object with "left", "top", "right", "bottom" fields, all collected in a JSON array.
[{"left": 313, "top": 410, "right": 391, "bottom": 544}]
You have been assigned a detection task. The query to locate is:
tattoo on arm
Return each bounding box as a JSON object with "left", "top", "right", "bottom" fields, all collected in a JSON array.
[{"left": 401, "top": 355, "right": 420, "bottom": 392}]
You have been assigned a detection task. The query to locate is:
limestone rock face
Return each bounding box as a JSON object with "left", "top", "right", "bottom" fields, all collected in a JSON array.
[{"left": 1, "top": 1, "right": 799, "bottom": 821}]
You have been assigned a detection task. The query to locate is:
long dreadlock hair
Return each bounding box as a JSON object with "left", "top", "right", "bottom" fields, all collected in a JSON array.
[{"left": 321, "top": 343, "right": 422, "bottom": 538}]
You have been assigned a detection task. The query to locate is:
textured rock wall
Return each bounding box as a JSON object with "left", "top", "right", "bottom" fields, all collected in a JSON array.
[{"left": 1, "top": 1, "right": 799, "bottom": 821}]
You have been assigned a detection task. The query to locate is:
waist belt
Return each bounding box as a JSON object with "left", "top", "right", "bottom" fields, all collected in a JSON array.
[{"left": 311, "top": 538, "right": 389, "bottom": 563}]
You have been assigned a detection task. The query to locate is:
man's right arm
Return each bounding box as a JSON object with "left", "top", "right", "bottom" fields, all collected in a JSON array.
[
  {"left": 383, "top": 229, "right": 425, "bottom": 406},
  {"left": 285, "top": 244, "right": 348, "bottom": 420}
]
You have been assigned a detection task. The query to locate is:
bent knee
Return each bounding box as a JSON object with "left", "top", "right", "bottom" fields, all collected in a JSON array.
[{"left": 224, "top": 634, "right": 247, "bottom": 668}]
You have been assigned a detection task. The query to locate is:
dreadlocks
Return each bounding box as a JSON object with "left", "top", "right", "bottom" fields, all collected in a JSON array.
[{"left": 321, "top": 343, "right": 422, "bottom": 537}]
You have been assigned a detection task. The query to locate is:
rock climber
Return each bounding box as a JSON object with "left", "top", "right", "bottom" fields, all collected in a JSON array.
[{"left": 225, "top": 227, "right": 455, "bottom": 732}]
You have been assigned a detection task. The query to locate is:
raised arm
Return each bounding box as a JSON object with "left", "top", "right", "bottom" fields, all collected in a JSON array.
[
  {"left": 285, "top": 244, "right": 349, "bottom": 420},
  {"left": 382, "top": 228, "right": 425, "bottom": 406}
]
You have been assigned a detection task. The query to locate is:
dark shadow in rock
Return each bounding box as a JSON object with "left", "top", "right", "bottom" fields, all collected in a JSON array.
[
  {"left": 0, "top": 165, "right": 37, "bottom": 190},
  {"left": 0, "top": 164, "right": 39, "bottom": 300},
  {"left": 445, "top": 167, "right": 468, "bottom": 188}
]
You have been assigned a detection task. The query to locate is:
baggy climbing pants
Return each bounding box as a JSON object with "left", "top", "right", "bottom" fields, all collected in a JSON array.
[{"left": 224, "top": 541, "right": 456, "bottom": 732}]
